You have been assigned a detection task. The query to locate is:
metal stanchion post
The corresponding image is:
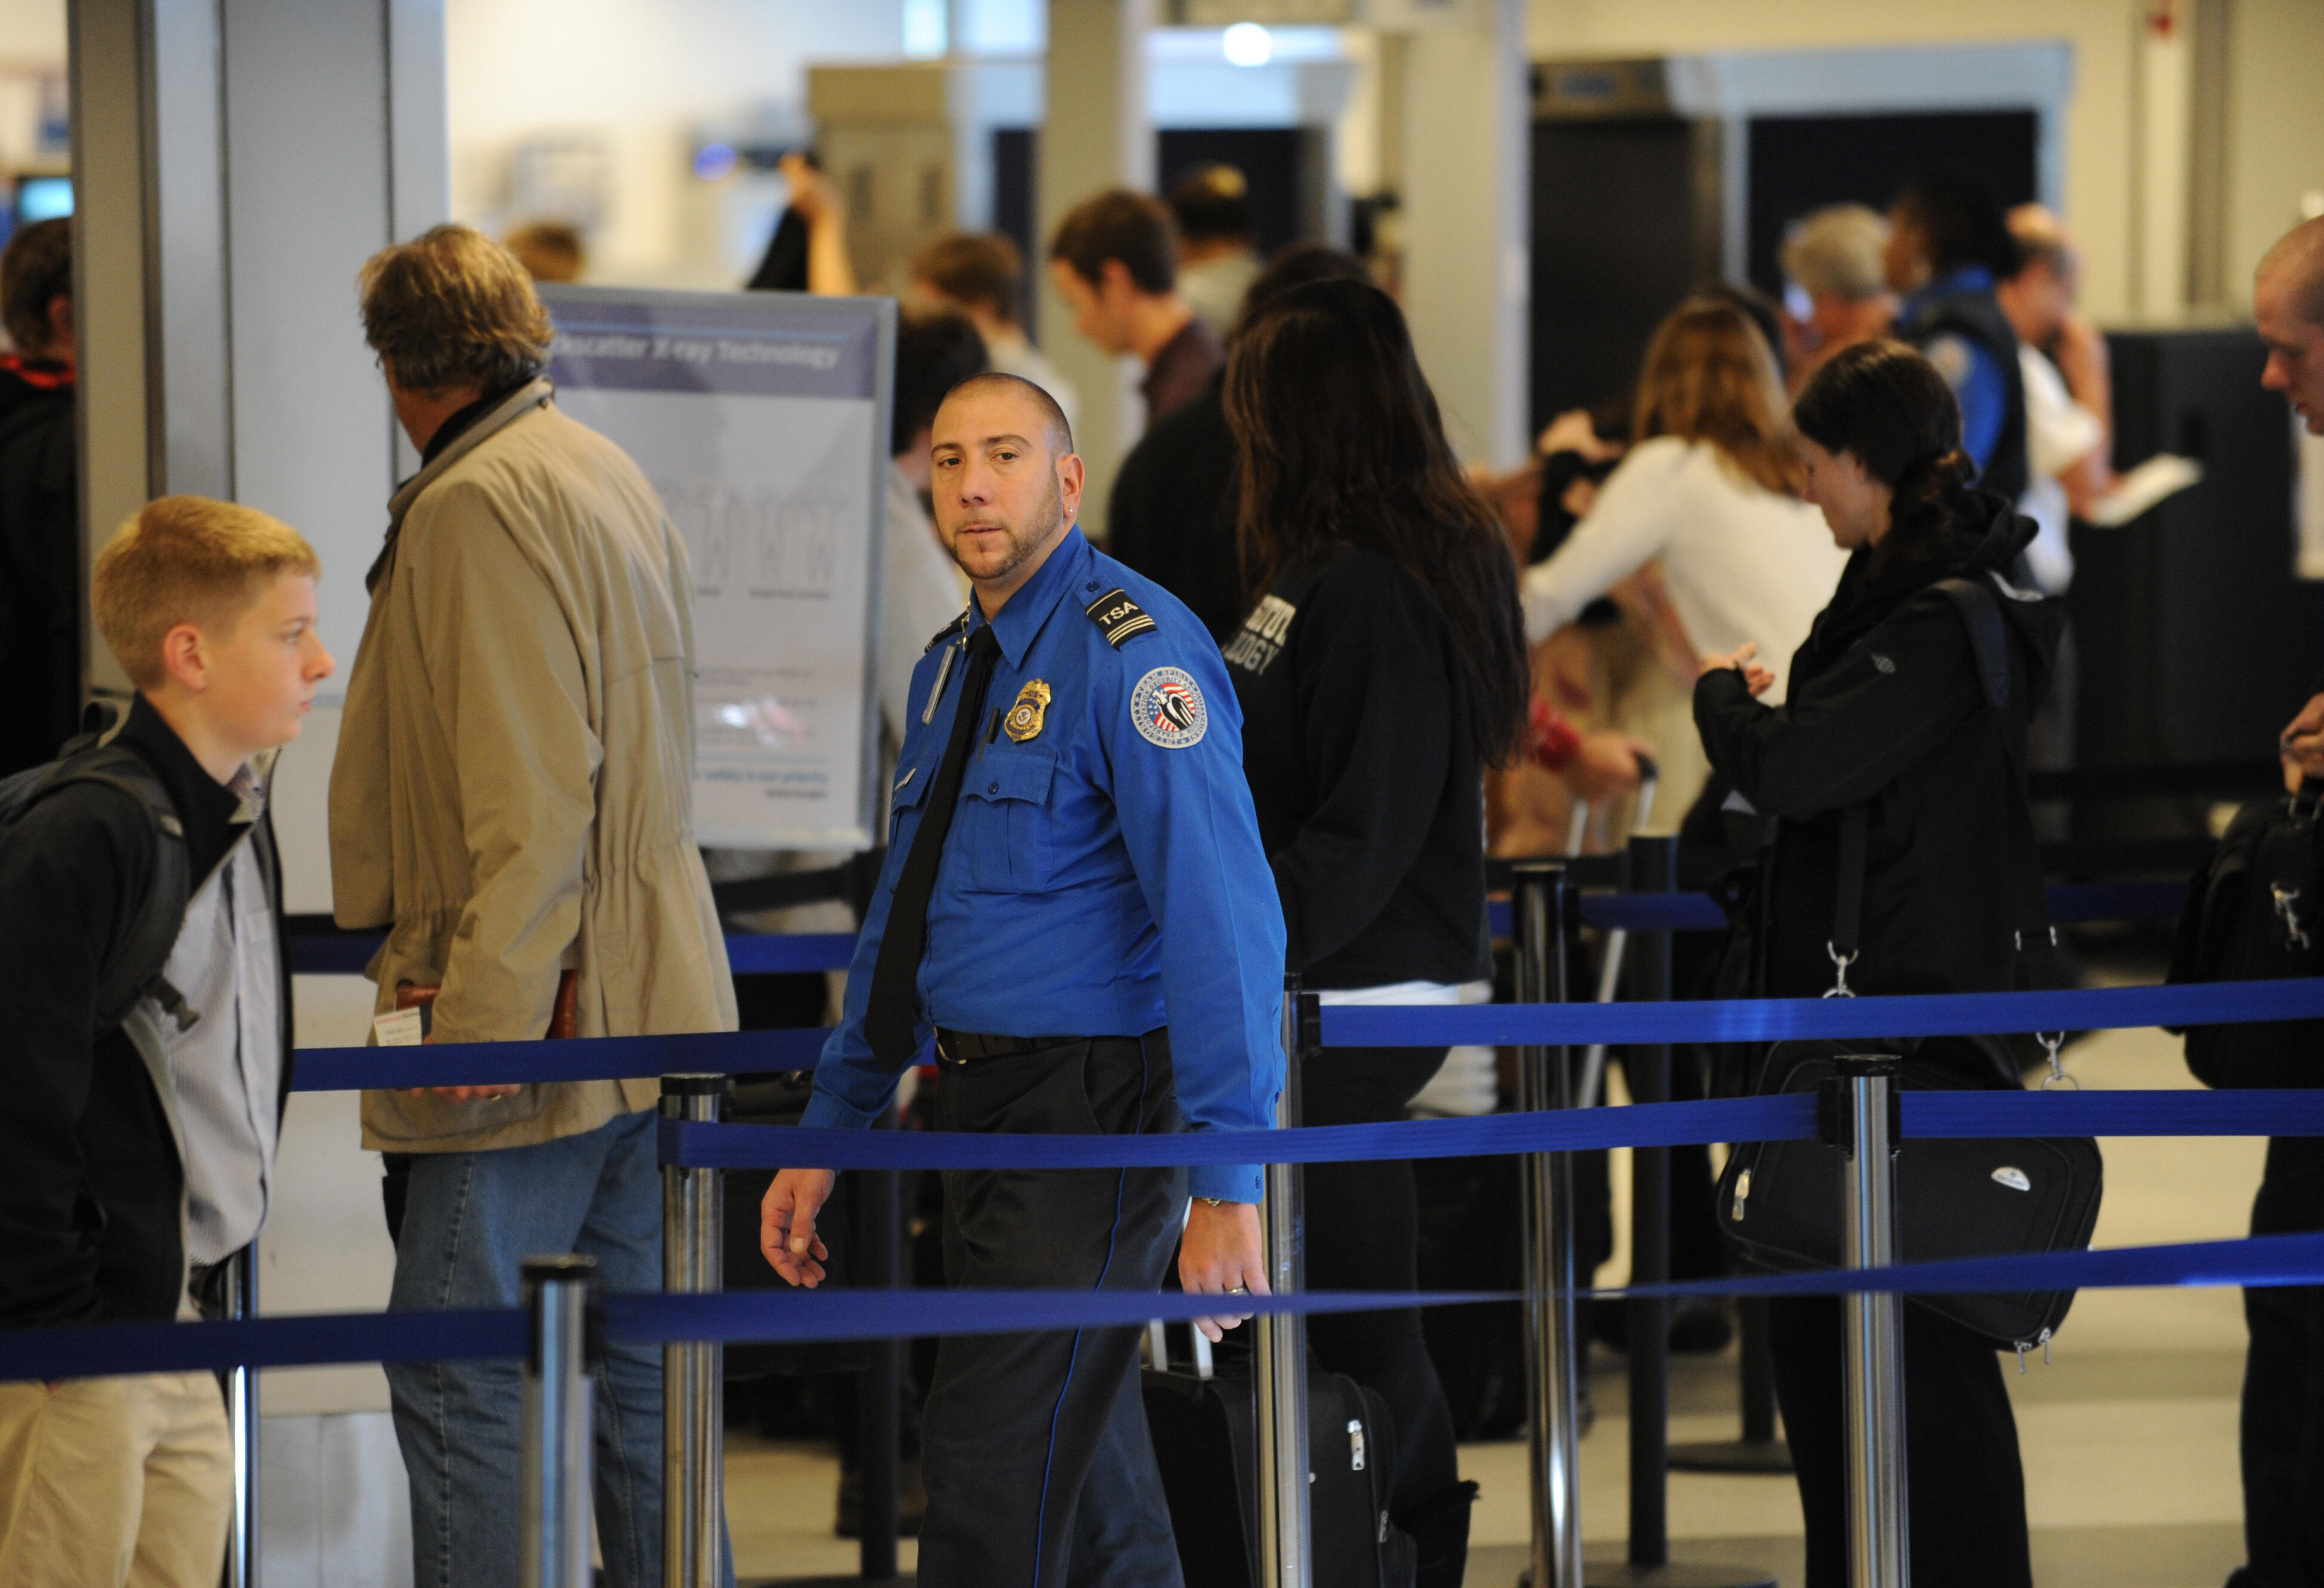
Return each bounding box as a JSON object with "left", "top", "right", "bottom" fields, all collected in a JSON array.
[
  {"left": 1255, "top": 976, "right": 1312, "bottom": 1588},
  {"left": 1626, "top": 833, "right": 1674, "bottom": 1571},
  {"left": 857, "top": 1102, "right": 902, "bottom": 1582},
  {"left": 1515, "top": 864, "right": 1583, "bottom": 1588},
  {"left": 1595, "top": 839, "right": 1773, "bottom": 1588},
  {"left": 1837, "top": 1054, "right": 1908, "bottom": 1588},
  {"left": 661, "top": 1076, "right": 725, "bottom": 1588},
  {"left": 522, "top": 1254, "right": 600, "bottom": 1588},
  {"left": 222, "top": 1245, "right": 258, "bottom": 1588}
]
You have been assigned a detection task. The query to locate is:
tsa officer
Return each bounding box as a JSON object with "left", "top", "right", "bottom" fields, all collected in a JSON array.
[{"left": 760, "top": 372, "right": 1287, "bottom": 1588}]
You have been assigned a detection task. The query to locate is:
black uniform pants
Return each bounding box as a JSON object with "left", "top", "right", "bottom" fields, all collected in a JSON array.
[
  {"left": 1769, "top": 1296, "right": 2031, "bottom": 1588},
  {"left": 1301, "top": 1045, "right": 1463, "bottom": 1519},
  {"left": 2239, "top": 1137, "right": 2324, "bottom": 1587},
  {"left": 916, "top": 1031, "right": 1189, "bottom": 1588}
]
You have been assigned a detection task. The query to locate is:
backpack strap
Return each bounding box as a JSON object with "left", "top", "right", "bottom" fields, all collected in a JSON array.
[
  {"left": 1932, "top": 574, "right": 2064, "bottom": 987},
  {"left": 1827, "top": 802, "right": 1869, "bottom": 996},
  {"left": 15, "top": 746, "right": 197, "bottom": 1035}
]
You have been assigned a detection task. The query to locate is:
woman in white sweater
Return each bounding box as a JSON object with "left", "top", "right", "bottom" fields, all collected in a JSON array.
[{"left": 1521, "top": 300, "right": 1846, "bottom": 709}]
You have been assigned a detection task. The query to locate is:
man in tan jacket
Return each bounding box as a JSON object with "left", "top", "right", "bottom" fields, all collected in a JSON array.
[{"left": 331, "top": 225, "right": 736, "bottom": 1588}]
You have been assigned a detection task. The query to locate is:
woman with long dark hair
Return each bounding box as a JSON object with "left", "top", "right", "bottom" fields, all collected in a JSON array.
[
  {"left": 1220, "top": 278, "right": 1529, "bottom": 1588},
  {"left": 1694, "top": 339, "right": 2064, "bottom": 1587}
]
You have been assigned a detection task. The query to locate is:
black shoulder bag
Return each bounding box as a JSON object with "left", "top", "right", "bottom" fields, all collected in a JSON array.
[{"left": 1712, "top": 577, "right": 2104, "bottom": 1359}]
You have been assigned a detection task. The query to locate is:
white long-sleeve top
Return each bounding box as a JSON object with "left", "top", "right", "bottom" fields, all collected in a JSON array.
[{"left": 1519, "top": 436, "right": 1847, "bottom": 704}]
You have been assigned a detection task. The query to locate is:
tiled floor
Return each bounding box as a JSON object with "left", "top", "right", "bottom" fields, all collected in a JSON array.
[{"left": 731, "top": 1017, "right": 2267, "bottom": 1585}]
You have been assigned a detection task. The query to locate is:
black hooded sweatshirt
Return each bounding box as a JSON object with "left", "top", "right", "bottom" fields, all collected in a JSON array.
[{"left": 1694, "top": 492, "right": 2063, "bottom": 1013}]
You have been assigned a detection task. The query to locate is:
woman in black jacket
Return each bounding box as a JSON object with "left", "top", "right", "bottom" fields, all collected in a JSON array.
[
  {"left": 1694, "top": 339, "right": 2062, "bottom": 1588},
  {"left": 1220, "top": 278, "right": 1530, "bottom": 1588}
]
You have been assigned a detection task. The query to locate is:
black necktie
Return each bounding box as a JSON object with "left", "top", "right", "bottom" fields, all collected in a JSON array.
[{"left": 866, "top": 623, "right": 1001, "bottom": 1070}]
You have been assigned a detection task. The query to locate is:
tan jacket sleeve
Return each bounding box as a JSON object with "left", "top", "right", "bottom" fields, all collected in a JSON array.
[{"left": 408, "top": 482, "right": 603, "bottom": 1044}]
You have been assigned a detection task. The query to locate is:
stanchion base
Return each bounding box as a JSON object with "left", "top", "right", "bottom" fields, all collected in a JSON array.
[
  {"left": 1666, "top": 1437, "right": 1794, "bottom": 1475},
  {"left": 1582, "top": 1562, "right": 1777, "bottom": 1588},
  {"left": 1515, "top": 1562, "right": 1777, "bottom": 1588}
]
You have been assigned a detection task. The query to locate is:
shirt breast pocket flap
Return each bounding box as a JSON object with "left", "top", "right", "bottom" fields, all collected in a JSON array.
[
  {"left": 964, "top": 746, "right": 1057, "bottom": 893},
  {"left": 889, "top": 759, "right": 931, "bottom": 844}
]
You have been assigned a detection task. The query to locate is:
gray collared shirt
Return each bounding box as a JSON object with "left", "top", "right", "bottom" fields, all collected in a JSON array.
[{"left": 158, "top": 762, "right": 281, "bottom": 1267}]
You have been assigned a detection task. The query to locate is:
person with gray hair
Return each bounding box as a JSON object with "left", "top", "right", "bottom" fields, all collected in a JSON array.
[
  {"left": 332, "top": 223, "right": 737, "bottom": 1588},
  {"left": 1777, "top": 204, "right": 1898, "bottom": 387}
]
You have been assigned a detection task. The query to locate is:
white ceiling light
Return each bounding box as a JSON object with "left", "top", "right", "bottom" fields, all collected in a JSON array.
[{"left": 1221, "top": 22, "right": 1273, "bottom": 68}]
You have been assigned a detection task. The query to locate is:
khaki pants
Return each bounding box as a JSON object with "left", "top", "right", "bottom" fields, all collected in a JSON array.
[{"left": 0, "top": 1372, "right": 232, "bottom": 1588}]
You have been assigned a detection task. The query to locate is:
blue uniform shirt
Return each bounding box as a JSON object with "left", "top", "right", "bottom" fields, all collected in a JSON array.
[
  {"left": 801, "top": 526, "right": 1288, "bottom": 1202},
  {"left": 1904, "top": 267, "right": 2008, "bottom": 475}
]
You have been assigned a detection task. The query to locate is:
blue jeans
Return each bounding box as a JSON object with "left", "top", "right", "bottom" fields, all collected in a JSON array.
[{"left": 384, "top": 1111, "right": 732, "bottom": 1588}]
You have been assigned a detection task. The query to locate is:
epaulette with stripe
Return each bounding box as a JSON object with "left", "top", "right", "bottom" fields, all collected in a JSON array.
[
  {"left": 1084, "top": 588, "right": 1158, "bottom": 647},
  {"left": 924, "top": 608, "right": 969, "bottom": 653}
]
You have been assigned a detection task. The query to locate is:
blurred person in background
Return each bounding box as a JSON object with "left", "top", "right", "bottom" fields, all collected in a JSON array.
[
  {"left": 2004, "top": 206, "right": 2112, "bottom": 479},
  {"left": 1995, "top": 209, "right": 2108, "bottom": 810},
  {"left": 1697, "top": 340, "right": 2061, "bottom": 1588},
  {"left": 1999, "top": 206, "right": 2114, "bottom": 564},
  {"left": 1520, "top": 297, "right": 1847, "bottom": 820},
  {"left": 910, "top": 230, "right": 1079, "bottom": 440},
  {"left": 1885, "top": 169, "right": 2030, "bottom": 504},
  {"left": 0, "top": 217, "right": 79, "bottom": 775},
  {"left": 1778, "top": 203, "right": 1896, "bottom": 388},
  {"left": 1166, "top": 164, "right": 1260, "bottom": 339},
  {"left": 504, "top": 220, "right": 584, "bottom": 284},
  {"left": 1049, "top": 188, "right": 1220, "bottom": 425},
  {"left": 1223, "top": 277, "right": 1532, "bottom": 1587},
  {"left": 2242, "top": 213, "right": 2324, "bottom": 1588},
  {"left": 1109, "top": 242, "right": 1368, "bottom": 643},
  {"left": 747, "top": 151, "right": 858, "bottom": 296}
]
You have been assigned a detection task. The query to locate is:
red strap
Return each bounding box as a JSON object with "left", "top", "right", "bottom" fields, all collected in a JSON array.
[{"left": 1529, "top": 697, "right": 1583, "bottom": 771}]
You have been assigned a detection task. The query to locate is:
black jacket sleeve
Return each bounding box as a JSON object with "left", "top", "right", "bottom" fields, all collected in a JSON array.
[
  {"left": 1694, "top": 593, "right": 1988, "bottom": 821},
  {"left": 0, "top": 789, "right": 146, "bottom": 1325},
  {"left": 1272, "top": 562, "right": 1456, "bottom": 971}
]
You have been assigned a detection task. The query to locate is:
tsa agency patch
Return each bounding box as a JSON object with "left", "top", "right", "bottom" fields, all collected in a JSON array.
[{"left": 1131, "top": 667, "right": 1208, "bottom": 749}]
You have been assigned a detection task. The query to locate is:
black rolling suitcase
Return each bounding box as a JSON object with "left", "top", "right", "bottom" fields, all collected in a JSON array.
[{"left": 1141, "top": 1341, "right": 1417, "bottom": 1588}]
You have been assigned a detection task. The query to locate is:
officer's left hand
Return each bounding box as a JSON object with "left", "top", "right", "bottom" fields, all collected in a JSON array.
[
  {"left": 2283, "top": 692, "right": 2324, "bottom": 788},
  {"left": 1180, "top": 1199, "right": 1266, "bottom": 1342}
]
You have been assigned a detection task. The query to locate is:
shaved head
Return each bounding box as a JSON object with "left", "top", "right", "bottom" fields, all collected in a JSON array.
[
  {"left": 2258, "top": 217, "right": 2324, "bottom": 433},
  {"left": 2260, "top": 217, "right": 2324, "bottom": 330},
  {"left": 941, "top": 371, "right": 1073, "bottom": 461}
]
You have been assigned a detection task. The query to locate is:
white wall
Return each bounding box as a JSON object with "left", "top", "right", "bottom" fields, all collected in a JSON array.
[
  {"left": 2223, "top": 0, "right": 2324, "bottom": 305},
  {"left": 446, "top": 0, "right": 907, "bottom": 286},
  {"left": 0, "top": 0, "right": 61, "bottom": 59}
]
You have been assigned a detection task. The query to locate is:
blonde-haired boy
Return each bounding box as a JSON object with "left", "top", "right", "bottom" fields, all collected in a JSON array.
[{"left": 0, "top": 495, "right": 331, "bottom": 1588}]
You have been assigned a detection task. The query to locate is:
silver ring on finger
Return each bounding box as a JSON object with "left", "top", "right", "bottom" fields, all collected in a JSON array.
[{"left": 1227, "top": 1285, "right": 1248, "bottom": 1295}]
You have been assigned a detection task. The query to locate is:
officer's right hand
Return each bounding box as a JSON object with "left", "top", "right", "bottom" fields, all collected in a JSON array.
[{"left": 762, "top": 1168, "right": 836, "bottom": 1287}]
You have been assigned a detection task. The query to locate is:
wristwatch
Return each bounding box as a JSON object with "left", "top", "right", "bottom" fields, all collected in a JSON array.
[{"left": 1197, "top": 1197, "right": 1224, "bottom": 1209}]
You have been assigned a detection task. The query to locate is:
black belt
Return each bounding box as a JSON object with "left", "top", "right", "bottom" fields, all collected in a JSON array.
[{"left": 935, "top": 1029, "right": 1086, "bottom": 1065}]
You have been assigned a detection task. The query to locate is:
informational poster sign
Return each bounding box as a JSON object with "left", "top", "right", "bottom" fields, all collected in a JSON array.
[{"left": 539, "top": 286, "right": 894, "bottom": 851}]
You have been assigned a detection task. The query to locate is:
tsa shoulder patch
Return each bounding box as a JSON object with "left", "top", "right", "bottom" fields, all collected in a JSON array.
[
  {"left": 1130, "top": 667, "right": 1208, "bottom": 749},
  {"left": 1085, "top": 587, "right": 1158, "bottom": 647}
]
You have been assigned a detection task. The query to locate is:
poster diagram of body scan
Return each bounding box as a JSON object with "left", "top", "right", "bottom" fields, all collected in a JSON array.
[{"left": 542, "top": 285, "right": 894, "bottom": 851}]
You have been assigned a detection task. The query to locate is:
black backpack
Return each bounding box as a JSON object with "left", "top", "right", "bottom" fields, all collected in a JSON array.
[
  {"left": 0, "top": 721, "right": 195, "bottom": 1037},
  {"left": 2166, "top": 781, "right": 2324, "bottom": 1089}
]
